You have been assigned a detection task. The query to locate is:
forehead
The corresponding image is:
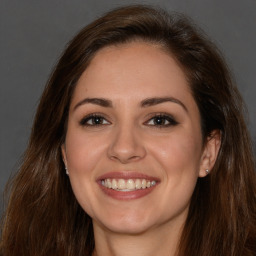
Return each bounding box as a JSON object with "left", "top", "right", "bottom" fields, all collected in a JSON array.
[{"left": 71, "top": 41, "right": 194, "bottom": 107}]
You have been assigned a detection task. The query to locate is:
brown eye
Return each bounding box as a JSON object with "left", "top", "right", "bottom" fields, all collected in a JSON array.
[
  {"left": 146, "top": 114, "right": 178, "bottom": 127},
  {"left": 80, "top": 115, "right": 110, "bottom": 126}
]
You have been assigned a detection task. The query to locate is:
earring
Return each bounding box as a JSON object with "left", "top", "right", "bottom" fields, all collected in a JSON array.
[
  {"left": 205, "top": 169, "right": 209, "bottom": 174},
  {"left": 65, "top": 166, "right": 69, "bottom": 175}
]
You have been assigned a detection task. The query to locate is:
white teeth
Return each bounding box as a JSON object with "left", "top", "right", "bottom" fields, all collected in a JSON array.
[
  {"left": 141, "top": 179, "right": 146, "bottom": 189},
  {"left": 151, "top": 180, "right": 156, "bottom": 186},
  {"left": 117, "top": 179, "right": 126, "bottom": 189},
  {"left": 101, "top": 178, "right": 157, "bottom": 191},
  {"left": 112, "top": 179, "right": 118, "bottom": 189},
  {"left": 135, "top": 179, "right": 142, "bottom": 189},
  {"left": 127, "top": 179, "right": 135, "bottom": 190},
  {"left": 107, "top": 179, "right": 112, "bottom": 188}
]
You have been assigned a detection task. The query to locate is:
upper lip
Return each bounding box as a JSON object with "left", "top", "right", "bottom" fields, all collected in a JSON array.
[{"left": 97, "top": 171, "right": 160, "bottom": 182}]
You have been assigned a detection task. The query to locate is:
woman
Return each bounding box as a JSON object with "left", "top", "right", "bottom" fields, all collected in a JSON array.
[{"left": 1, "top": 5, "right": 255, "bottom": 256}]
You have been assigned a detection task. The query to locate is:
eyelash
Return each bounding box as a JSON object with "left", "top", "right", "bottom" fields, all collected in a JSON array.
[
  {"left": 145, "top": 114, "right": 178, "bottom": 127},
  {"left": 79, "top": 113, "right": 178, "bottom": 128},
  {"left": 79, "top": 114, "right": 110, "bottom": 126}
]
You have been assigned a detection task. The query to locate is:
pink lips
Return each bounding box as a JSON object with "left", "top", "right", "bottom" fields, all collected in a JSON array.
[{"left": 97, "top": 172, "right": 160, "bottom": 200}]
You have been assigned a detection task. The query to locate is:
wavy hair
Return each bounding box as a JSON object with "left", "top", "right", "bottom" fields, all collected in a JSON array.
[{"left": 1, "top": 5, "right": 255, "bottom": 256}]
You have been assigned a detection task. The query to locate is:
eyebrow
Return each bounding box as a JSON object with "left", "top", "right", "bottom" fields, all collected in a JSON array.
[
  {"left": 73, "top": 96, "right": 187, "bottom": 112},
  {"left": 73, "top": 98, "right": 113, "bottom": 111},
  {"left": 141, "top": 97, "right": 188, "bottom": 112}
]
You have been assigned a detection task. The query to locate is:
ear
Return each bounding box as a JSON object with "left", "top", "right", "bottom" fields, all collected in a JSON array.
[
  {"left": 199, "top": 130, "right": 221, "bottom": 177},
  {"left": 61, "top": 144, "right": 67, "bottom": 167}
]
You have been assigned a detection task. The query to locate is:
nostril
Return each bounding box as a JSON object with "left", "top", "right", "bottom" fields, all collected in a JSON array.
[
  {"left": 109, "top": 154, "right": 142, "bottom": 164},
  {"left": 107, "top": 130, "right": 146, "bottom": 163}
]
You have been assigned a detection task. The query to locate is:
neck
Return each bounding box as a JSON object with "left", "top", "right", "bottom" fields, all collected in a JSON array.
[{"left": 92, "top": 218, "right": 184, "bottom": 256}]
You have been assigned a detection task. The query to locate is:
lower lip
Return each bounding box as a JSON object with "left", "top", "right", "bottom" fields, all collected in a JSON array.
[{"left": 98, "top": 183, "right": 158, "bottom": 200}]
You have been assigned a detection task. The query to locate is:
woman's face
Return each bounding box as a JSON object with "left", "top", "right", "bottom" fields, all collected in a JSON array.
[{"left": 62, "top": 42, "right": 218, "bottom": 235}]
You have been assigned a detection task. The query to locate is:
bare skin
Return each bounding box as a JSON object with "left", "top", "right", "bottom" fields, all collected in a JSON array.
[{"left": 62, "top": 42, "right": 221, "bottom": 256}]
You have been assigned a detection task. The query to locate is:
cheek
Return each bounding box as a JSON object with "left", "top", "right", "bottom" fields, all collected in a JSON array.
[
  {"left": 149, "top": 132, "right": 202, "bottom": 216},
  {"left": 64, "top": 129, "right": 108, "bottom": 215},
  {"left": 65, "top": 128, "right": 106, "bottom": 174},
  {"left": 152, "top": 131, "right": 202, "bottom": 174}
]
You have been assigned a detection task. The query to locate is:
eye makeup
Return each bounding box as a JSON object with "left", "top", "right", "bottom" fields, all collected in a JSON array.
[
  {"left": 79, "top": 112, "right": 179, "bottom": 129},
  {"left": 79, "top": 113, "right": 111, "bottom": 126}
]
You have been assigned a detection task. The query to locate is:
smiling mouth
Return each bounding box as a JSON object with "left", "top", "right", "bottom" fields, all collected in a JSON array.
[
  {"left": 101, "top": 178, "right": 157, "bottom": 191},
  {"left": 97, "top": 172, "right": 159, "bottom": 200}
]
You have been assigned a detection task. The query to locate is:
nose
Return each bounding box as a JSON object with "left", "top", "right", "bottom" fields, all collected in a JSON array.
[{"left": 107, "top": 125, "right": 146, "bottom": 164}]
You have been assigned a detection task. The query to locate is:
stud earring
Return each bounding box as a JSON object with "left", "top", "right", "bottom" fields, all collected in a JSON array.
[
  {"left": 65, "top": 166, "right": 69, "bottom": 175},
  {"left": 205, "top": 169, "right": 209, "bottom": 174}
]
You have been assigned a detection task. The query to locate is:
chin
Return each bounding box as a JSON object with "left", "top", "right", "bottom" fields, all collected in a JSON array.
[
  {"left": 93, "top": 210, "right": 156, "bottom": 235},
  {"left": 100, "top": 221, "right": 153, "bottom": 235}
]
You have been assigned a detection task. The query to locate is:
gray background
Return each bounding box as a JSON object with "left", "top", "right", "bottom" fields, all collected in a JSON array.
[{"left": 0, "top": 0, "right": 255, "bottom": 214}]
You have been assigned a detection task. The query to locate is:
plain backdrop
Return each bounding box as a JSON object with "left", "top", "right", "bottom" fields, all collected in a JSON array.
[{"left": 0, "top": 0, "right": 255, "bottom": 214}]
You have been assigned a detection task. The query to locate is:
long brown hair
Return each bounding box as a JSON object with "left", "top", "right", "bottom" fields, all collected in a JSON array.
[{"left": 1, "top": 5, "right": 255, "bottom": 256}]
